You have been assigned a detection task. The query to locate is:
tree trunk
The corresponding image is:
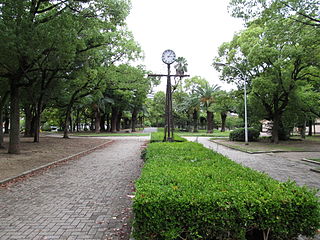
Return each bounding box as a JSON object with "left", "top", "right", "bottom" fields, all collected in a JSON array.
[
  {"left": 106, "top": 113, "right": 110, "bottom": 132},
  {"left": 63, "top": 105, "right": 72, "bottom": 139},
  {"left": 131, "top": 108, "right": 138, "bottom": 132},
  {"left": 0, "top": 91, "right": 9, "bottom": 149},
  {"left": 0, "top": 108, "right": 4, "bottom": 149},
  {"left": 207, "top": 111, "right": 213, "bottom": 133},
  {"left": 221, "top": 112, "right": 227, "bottom": 132},
  {"left": 76, "top": 109, "right": 80, "bottom": 132},
  {"left": 8, "top": 82, "right": 21, "bottom": 154},
  {"left": 24, "top": 105, "right": 34, "bottom": 137},
  {"left": 271, "top": 113, "right": 280, "bottom": 144},
  {"left": 33, "top": 110, "right": 40, "bottom": 142},
  {"left": 110, "top": 107, "right": 118, "bottom": 133},
  {"left": 100, "top": 114, "right": 106, "bottom": 132},
  {"left": 94, "top": 104, "right": 101, "bottom": 133},
  {"left": 193, "top": 109, "right": 198, "bottom": 133},
  {"left": 4, "top": 107, "right": 9, "bottom": 134},
  {"left": 116, "top": 111, "right": 122, "bottom": 132},
  {"left": 300, "top": 121, "right": 306, "bottom": 139},
  {"left": 308, "top": 119, "right": 313, "bottom": 136},
  {"left": 33, "top": 100, "right": 43, "bottom": 143}
]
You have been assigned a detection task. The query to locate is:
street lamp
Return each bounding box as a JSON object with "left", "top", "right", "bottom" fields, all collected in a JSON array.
[{"left": 214, "top": 62, "right": 249, "bottom": 145}]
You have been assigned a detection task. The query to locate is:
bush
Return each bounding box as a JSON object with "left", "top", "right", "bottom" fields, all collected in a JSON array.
[
  {"left": 150, "top": 131, "right": 187, "bottom": 143},
  {"left": 229, "top": 127, "right": 260, "bottom": 142},
  {"left": 133, "top": 142, "right": 320, "bottom": 240}
]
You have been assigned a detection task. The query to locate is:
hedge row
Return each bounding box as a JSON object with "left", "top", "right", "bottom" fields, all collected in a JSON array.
[
  {"left": 150, "top": 131, "right": 187, "bottom": 142},
  {"left": 133, "top": 142, "right": 320, "bottom": 240},
  {"left": 229, "top": 127, "right": 260, "bottom": 142}
]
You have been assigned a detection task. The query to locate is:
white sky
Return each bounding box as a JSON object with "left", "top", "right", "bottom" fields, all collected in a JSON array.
[{"left": 126, "top": 0, "right": 244, "bottom": 92}]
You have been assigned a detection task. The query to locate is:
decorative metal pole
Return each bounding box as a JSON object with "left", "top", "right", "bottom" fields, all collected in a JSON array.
[{"left": 148, "top": 50, "right": 189, "bottom": 142}]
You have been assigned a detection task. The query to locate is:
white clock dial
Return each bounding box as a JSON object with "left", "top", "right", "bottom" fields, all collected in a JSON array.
[{"left": 162, "top": 49, "right": 176, "bottom": 64}]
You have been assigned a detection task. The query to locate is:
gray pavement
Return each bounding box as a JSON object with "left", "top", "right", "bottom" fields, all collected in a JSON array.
[
  {"left": 186, "top": 137, "right": 320, "bottom": 192},
  {"left": 0, "top": 139, "right": 146, "bottom": 240}
]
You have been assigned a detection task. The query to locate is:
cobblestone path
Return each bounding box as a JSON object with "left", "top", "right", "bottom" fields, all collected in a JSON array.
[
  {"left": 0, "top": 138, "right": 146, "bottom": 240},
  {"left": 186, "top": 137, "right": 320, "bottom": 191}
]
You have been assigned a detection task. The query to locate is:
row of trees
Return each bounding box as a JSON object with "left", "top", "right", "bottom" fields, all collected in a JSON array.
[
  {"left": 0, "top": 0, "right": 156, "bottom": 154},
  {"left": 147, "top": 76, "right": 243, "bottom": 133},
  {"left": 213, "top": 0, "right": 320, "bottom": 143}
]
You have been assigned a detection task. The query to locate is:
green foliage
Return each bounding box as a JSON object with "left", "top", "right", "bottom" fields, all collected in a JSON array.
[
  {"left": 229, "top": 127, "right": 260, "bottom": 142},
  {"left": 150, "top": 132, "right": 187, "bottom": 143},
  {"left": 133, "top": 142, "right": 320, "bottom": 240}
]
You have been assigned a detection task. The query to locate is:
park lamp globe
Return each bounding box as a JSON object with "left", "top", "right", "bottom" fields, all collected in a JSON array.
[{"left": 213, "top": 61, "right": 249, "bottom": 145}]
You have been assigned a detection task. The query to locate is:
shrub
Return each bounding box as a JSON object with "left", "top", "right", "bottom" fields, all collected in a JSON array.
[
  {"left": 229, "top": 127, "right": 260, "bottom": 142},
  {"left": 150, "top": 131, "right": 187, "bottom": 143},
  {"left": 133, "top": 142, "right": 320, "bottom": 240}
]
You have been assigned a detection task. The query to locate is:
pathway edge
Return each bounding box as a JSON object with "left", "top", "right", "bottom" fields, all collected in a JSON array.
[{"left": 0, "top": 140, "right": 113, "bottom": 186}]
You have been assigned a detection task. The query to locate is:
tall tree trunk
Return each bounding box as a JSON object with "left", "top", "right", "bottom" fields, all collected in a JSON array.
[
  {"left": 33, "top": 100, "right": 43, "bottom": 143},
  {"left": 0, "top": 108, "right": 4, "bottom": 149},
  {"left": 131, "top": 108, "right": 138, "bottom": 132},
  {"left": 4, "top": 107, "right": 9, "bottom": 134},
  {"left": 63, "top": 105, "right": 72, "bottom": 139},
  {"left": 8, "top": 81, "right": 20, "bottom": 154},
  {"left": 24, "top": 105, "right": 33, "bottom": 137},
  {"left": 193, "top": 109, "right": 198, "bottom": 133},
  {"left": 106, "top": 113, "right": 110, "bottom": 132},
  {"left": 300, "top": 121, "right": 306, "bottom": 139},
  {"left": 116, "top": 111, "right": 122, "bottom": 132},
  {"left": 100, "top": 113, "right": 106, "bottom": 132},
  {"left": 76, "top": 109, "right": 80, "bottom": 132},
  {"left": 110, "top": 107, "right": 118, "bottom": 133},
  {"left": 94, "top": 104, "right": 101, "bottom": 133},
  {"left": 221, "top": 112, "right": 227, "bottom": 132},
  {"left": 207, "top": 111, "right": 213, "bottom": 133},
  {"left": 271, "top": 113, "right": 280, "bottom": 144},
  {"left": 0, "top": 91, "right": 9, "bottom": 149},
  {"left": 308, "top": 119, "right": 313, "bottom": 136}
]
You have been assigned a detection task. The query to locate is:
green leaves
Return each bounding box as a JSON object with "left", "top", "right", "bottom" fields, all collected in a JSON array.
[{"left": 133, "top": 141, "right": 320, "bottom": 239}]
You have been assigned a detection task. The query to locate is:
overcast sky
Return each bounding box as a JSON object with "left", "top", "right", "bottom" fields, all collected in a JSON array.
[{"left": 126, "top": 0, "right": 244, "bottom": 92}]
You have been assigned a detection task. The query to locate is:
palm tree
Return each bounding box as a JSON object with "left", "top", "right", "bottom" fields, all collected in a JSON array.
[
  {"left": 174, "top": 57, "right": 188, "bottom": 75},
  {"left": 196, "top": 83, "right": 221, "bottom": 133},
  {"left": 173, "top": 57, "right": 188, "bottom": 91}
]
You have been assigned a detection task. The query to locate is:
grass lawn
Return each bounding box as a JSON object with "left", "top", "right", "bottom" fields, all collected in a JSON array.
[
  {"left": 291, "top": 135, "right": 320, "bottom": 142},
  {"left": 157, "top": 128, "right": 230, "bottom": 137}
]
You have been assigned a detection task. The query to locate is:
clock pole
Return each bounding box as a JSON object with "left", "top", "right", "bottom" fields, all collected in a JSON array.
[
  {"left": 166, "top": 63, "right": 173, "bottom": 142},
  {"left": 148, "top": 50, "right": 189, "bottom": 142}
]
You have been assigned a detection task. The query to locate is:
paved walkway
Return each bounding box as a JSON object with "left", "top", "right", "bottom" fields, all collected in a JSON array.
[
  {"left": 0, "top": 138, "right": 146, "bottom": 240},
  {"left": 186, "top": 137, "right": 320, "bottom": 192}
]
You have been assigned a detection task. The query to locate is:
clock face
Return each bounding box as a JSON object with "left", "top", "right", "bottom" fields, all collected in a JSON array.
[{"left": 162, "top": 49, "right": 176, "bottom": 64}]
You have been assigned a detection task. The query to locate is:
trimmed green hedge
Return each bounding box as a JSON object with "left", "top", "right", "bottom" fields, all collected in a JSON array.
[
  {"left": 133, "top": 142, "right": 320, "bottom": 240},
  {"left": 229, "top": 127, "right": 260, "bottom": 142},
  {"left": 150, "top": 131, "right": 187, "bottom": 142}
]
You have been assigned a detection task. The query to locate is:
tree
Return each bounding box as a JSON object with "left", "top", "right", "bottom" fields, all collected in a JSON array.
[
  {"left": 214, "top": 13, "right": 320, "bottom": 143},
  {"left": 229, "top": 0, "right": 320, "bottom": 27},
  {"left": 172, "top": 57, "right": 188, "bottom": 92},
  {"left": 0, "top": 0, "right": 132, "bottom": 153},
  {"left": 212, "top": 90, "right": 236, "bottom": 132},
  {"left": 148, "top": 91, "right": 166, "bottom": 127},
  {"left": 195, "top": 82, "right": 221, "bottom": 133}
]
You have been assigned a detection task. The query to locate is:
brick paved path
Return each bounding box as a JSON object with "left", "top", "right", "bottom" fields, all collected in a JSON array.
[
  {"left": 0, "top": 138, "right": 146, "bottom": 240},
  {"left": 186, "top": 137, "right": 320, "bottom": 191}
]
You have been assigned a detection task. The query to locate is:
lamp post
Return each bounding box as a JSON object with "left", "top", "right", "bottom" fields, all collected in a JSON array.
[{"left": 214, "top": 62, "right": 249, "bottom": 145}]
